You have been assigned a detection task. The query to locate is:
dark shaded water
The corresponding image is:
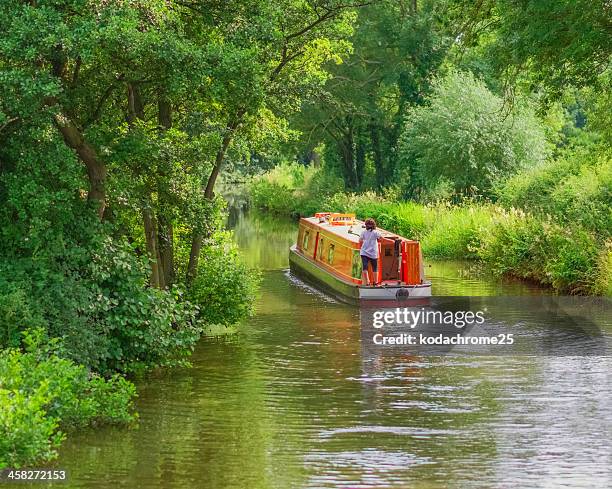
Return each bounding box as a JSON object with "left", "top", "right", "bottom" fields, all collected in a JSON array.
[{"left": 46, "top": 213, "right": 611, "bottom": 489}]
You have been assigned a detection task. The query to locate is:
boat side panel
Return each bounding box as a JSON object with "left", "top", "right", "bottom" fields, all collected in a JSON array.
[
  {"left": 289, "top": 246, "right": 359, "bottom": 302},
  {"left": 314, "top": 228, "right": 361, "bottom": 285},
  {"left": 404, "top": 241, "right": 421, "bottom": 284}
]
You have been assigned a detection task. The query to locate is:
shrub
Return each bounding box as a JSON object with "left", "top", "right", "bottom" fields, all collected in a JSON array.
[
  {"left": 188, "top": 231, "right": 260, "bottom": 326},
  {"left": 549, "top": 156, "right": 611, "bottom": 237},
  {"left": 249, "top": 163, "right": 344, "bottom": 217},
  {"left": 250, "top": 179, "right": 296, "bottom": 216},
  {"left": 497, "top": 149, "right": 579, "bottom": 210},
  {"left": 0, "top": 237, "right": 203, "bottom": 374},
  {"left": 0, "top": 288, "right": 45, "bottom": 349},
  {"left": 297, "top": 168, "right": 345, "bottom": 216},
  {"left": 476, "top": 209, "right": 600, "bottom": 293},
  {"left": 498, "top": 145, "right": 611, "bottom": 237},
  {"left": 0, "top": 329, "right": 136, "bottom": 469}
]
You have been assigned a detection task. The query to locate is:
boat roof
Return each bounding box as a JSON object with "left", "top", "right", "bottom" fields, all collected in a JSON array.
[{"left": 301, "top": 216, "right": 411, "bottom": 244}]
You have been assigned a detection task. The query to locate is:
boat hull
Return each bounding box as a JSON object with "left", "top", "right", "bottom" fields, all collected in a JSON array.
[{"left": 289, "top": 245, "right": 431, "bottom": 304}]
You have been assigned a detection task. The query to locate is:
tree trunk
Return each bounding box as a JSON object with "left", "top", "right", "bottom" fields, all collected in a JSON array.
[
  {"left": 127, "top": 83, "right": 145, "bottom": 123},
  {"left": 338, "top": 121, "right": 357, "bottom": 190},
  {"left": 203, "top": 115, "right": 242, "bottom": 199},
  {"left": 157, "top": 97, "right": 175, "bottom": 288},
  {"left": 355, "top": 129, "right": 366, "bottom": 189},
  {"left": 186, "top": 113, "right": 243, "bottom": 284},
  {"left": 186, "top": 134, "right": 232, "bottom": 284},
  {"left": 48, "top": 48, "right": 106, "bottom": 217},
  {"left": 309, "top": 149, "right": 321, "bottom": 168},
  {"left": 158, "top": 215, "right": 175, "bottom": 288},
  {"left": 53, "top": 112, "right": 107, "bottom": 218},
  {"left": 158, "top": 97, "right": 171, "bottom": 129},
  {"left": 127, "top": 83, "right": 164, "bottom": 288},
  {"left": 143, "top": 205, "right": 161, "bottom": 288},
  {"left": 370, "top": 122, "right": 385, "bottom": 189}
]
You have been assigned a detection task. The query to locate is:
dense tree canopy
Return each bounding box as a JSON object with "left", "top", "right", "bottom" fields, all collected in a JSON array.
[
  {"left": 293, "top": 0, "right": 454, "bottom": 190},
  {"left": 0, "top": 0, "right": 368, "bottom": 369}
]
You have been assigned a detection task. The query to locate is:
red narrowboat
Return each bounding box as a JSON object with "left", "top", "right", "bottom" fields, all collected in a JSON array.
[{"left": 289, "top": 213, "right": 432, "bottom": 302}]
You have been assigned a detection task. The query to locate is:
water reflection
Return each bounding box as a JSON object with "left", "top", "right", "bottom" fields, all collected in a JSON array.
[{"left": 44, "top": 212, "right": 611, "bottom": 489}]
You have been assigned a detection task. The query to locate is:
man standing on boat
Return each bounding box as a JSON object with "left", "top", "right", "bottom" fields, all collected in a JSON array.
[{"left": 359, "top": 218, "right": 382, "bottom": 286}]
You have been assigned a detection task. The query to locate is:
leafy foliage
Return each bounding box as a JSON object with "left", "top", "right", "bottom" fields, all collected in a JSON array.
[
  {"left": 0, "top": 330, "right": 136, "bottom": 469},
  {"left": 476, "top": 210, "right": 601, "bottom": 294},
  {"left": 497, "top": 145, "right": 611, "bottom": 238},
  {"left": 250, "top": 162, "right": 344, "bottom": 217},
  {"left": 0, "top": 134, "right": 203, "bottom": 373},
  {"left": 490, "top": 0, "right": 611, "bottom": 93},
  {"left": 294, "top": 0, "right": 454, "bottom": 190},
  {"left": 188, "top": 232, "right": 261, "bottom": 326},
  {"left": 397, "top": 71, "right": 548, "bottom": 197}
]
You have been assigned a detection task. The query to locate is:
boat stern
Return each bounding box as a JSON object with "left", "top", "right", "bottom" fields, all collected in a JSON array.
[{"left": 358, "top": 282, "right": 432, "bottom": 301}]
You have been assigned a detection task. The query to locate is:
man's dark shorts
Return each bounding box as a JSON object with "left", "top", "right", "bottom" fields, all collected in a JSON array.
[{"left": 361, "top": 255, "right": 378, "bottom": 272}]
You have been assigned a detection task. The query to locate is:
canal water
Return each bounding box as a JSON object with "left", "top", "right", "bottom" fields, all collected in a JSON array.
[{"left": 51, "top": 212, "right": 611, "bottom": 489}]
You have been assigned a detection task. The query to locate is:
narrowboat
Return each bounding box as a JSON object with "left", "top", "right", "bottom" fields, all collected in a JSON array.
[{"left": 289, "top": 212, "right": 432, "bottom": 303}]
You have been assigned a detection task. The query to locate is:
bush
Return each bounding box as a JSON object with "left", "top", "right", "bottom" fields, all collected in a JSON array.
[
  {"left": 0, "top": 288, "right": 45, "bottom": 349},
  {"left": 0, "top": 237, "right": 203, "bottom": 374},
  {"left": 250, "top": 179, "right": 296, "bottom": 216},
  {"left": 249, "top": 163, "right": 344, "bottom": 217},
  {"left": 498, "top": 145, "right": 611, "bottom": 238},
  {"left": 188, "top": 231, "right": 260, "bottom": 326},
  {"left": 297, "top": 168, "right": 345, "bottom": 215},
  {"left": 94, "top": 239, "right": 203, "bottom": 373},
  {"left": 0, "top": 330, "right": 136, "bottom": 469},
  {"left": 476, "top": 209, "right": 600, "bottom": 293}
]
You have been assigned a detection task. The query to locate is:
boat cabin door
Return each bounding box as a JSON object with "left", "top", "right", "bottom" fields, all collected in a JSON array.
[{"left": 380, "top": 238, "right": 401, "bottom": 281}]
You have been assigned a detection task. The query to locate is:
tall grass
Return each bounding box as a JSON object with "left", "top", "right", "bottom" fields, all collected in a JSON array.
[{"left": 498, "top": 145, "right": 611, "bottom": 239}]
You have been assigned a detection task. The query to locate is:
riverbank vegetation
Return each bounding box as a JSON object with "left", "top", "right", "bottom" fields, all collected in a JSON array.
[{"left": 1, "top": 0, "right": 610, "bottom": 469}]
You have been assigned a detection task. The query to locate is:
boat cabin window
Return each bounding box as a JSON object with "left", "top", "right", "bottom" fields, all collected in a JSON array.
[
  {"left": 303, "top": 231, "right": 310, "bottom": 251},
  {"left": 318, "top": 238, "right": 324, "bottom": 260},
  {"left": 351, "top": 250, "right": 362, "bottom": 278},
  {"left": 327, "top": 244, "right": 335, "bottom": 264}
]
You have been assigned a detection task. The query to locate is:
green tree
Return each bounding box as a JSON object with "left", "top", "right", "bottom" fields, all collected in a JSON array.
[
  {"left": 397, "top": 70, "right": 548, "bottom": 197},
  {"left": 453, "top": 0, "right": 611, "bottom": 96},
  {"left": 183, "top": 0, "right": 365, "bottom": 280},
  {"left": 293, "top": 0, "right": 454, "bottom": 190}
]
